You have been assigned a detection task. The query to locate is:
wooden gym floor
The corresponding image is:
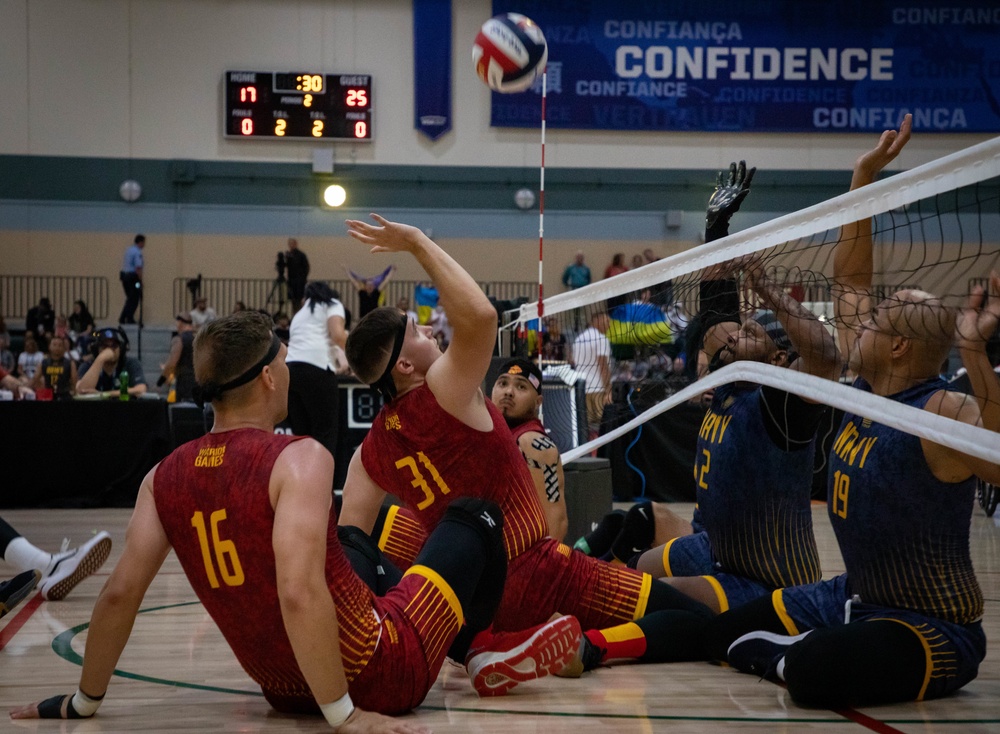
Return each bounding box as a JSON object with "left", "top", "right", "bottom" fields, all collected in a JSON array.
[{"left": 2, "top": 503, "right": 998, "bottom": 733}]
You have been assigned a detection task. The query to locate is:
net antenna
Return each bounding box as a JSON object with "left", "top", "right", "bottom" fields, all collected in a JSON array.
[{"left": 513, "top": 136, "right": 1000, "bottom": 465}]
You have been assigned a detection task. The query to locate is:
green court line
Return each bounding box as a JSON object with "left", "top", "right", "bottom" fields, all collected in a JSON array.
[
  {"left": 50, "top": 601, "right": 264, "bottom": 698},
  {"left": 49, "top": 601, "right": 1000, "bottom": 725}
]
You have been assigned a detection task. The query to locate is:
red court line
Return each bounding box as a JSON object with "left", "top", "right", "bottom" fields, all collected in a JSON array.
[
  {"left": 835, "top": 707, "right": 908, "bottom": 734},
  {"left": 0, "top": 593, "right": 43, "bottom": 651}
]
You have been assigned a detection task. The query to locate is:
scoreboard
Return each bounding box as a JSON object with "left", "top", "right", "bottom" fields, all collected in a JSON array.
[{"left": 224, "top": 71, "right": 372, "bottom": 141}]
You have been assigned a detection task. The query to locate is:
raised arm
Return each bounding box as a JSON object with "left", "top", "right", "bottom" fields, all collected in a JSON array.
[
  {"left": 342, "top": 265, "right": 365, "bottom": 291},
  {"left": 749, "top": 269, "right": 840, "bottom": 380},
  {"left": 925, "top": 273, "right": 1000, "bottom": 484},
  {"left": 833, "top": 114, "right": 912, "bottom": 359},
  {"left": 11, "top": 468, "right": 171, "bottom": 720},
  {"left": 346, "top": 214, "right": 497, "bottom": 420}
]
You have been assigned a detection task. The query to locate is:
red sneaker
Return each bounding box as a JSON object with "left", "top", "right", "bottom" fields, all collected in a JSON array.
[{"left": 466, "top": 616, "right": 582, "bottom": 697}]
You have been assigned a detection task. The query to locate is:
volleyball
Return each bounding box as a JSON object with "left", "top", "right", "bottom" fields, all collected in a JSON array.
[{"left": 472, "top": 13, "right": 548, "bottom": 94}]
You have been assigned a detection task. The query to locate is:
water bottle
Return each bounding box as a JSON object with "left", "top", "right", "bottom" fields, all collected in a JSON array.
[{"left": 119, "top": 369, "right": 129, "bottom": 401}]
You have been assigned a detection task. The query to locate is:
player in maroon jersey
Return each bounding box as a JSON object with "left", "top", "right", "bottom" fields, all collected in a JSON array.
[
  {"left": 368, "top": 357, "right": 566, "bottom": 569},
  {"left": 490, "top": 358, "right": 568, "bottom": 542},
  {"left": 11, "top": 311, "right": 581, "bottom": 729},
  {"left": 340, "top": 215, "right": 712, "bottom": 641}
]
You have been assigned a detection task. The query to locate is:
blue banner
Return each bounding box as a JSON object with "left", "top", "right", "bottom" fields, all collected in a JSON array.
[
  {"left": 491, "top": 1, "right": 1000, "bottom": 133},
  {"left": 414, "top": 0, "right": 452, "bottom": 140}
]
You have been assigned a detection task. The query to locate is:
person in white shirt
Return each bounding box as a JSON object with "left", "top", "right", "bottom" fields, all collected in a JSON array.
[
  {"left": 189, "top": 297, "right": 218, "bottom": 330},
  {"left": 573, "top": 311, "right": 612, "bottom": 436},
  {"left": 286, "top": 281, "right": 348, "bottom": 460},
  {"left": 16, "top": 333, "right": 45, "bottom": 386}
]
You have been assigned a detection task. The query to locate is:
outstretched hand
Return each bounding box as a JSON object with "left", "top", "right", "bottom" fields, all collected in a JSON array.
[
  {"left": 346, "top": 214, "right": 424, "bottom": 254},
  {"left": 855, "top": 113, "right": 912, "bottom": 183},
  {"left": 705, "top": 160, "right": 756, "bottom": 234},
  {"left": 956, "top": 271, "right": 1000, "bottom": 349}
]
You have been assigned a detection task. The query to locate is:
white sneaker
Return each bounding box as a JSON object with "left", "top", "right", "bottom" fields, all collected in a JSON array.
[{"left": 40, "top": 532, "right": 112, "bottom": 601}]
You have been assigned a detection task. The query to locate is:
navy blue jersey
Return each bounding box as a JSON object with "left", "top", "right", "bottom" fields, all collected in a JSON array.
[
  {"left": 694, "top": 382, "right": 821, "bottom": 588},
  {"left": 828, "top": 378, "right": 982, "bottom": 625}
]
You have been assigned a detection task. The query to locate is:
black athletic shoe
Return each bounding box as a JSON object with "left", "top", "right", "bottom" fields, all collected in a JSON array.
[
  {"left": 611, "top": 501, "right": 656, "bottom": 562},
  {"left": 0, "top": 569, "right": 42, "bottom": 619},
  {"left": 555, "top": 632, "right": 606, "bottom": 678},
  {"left": 573, "top": 510, "right": 626, "bottom": 557},
  {"left": 726, "top": 630, "right": 811, "bottom": 680}
]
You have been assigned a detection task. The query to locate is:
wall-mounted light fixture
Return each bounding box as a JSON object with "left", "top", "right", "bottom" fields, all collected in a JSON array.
[{"left": 323, "top": 184, "right": 347, "bottom": 207}]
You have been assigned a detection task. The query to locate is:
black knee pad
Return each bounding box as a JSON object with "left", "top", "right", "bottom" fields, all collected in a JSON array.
[
  {"left": 337, "top": 525, "right": 382, "bottom": 564},
  {"left": 443, "top": 498, "right": 505, "bottom": 544},
  {"left": 337, "top": 525, "right": 403, "bottom": 595}
]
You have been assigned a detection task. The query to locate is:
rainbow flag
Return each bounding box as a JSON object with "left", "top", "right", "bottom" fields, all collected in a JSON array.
[
  {"left": 608, "top": 302, "right": 673, "bottom": 346},
  {"left": 414, "top": 284, "right": 438, "bottom": 325}
]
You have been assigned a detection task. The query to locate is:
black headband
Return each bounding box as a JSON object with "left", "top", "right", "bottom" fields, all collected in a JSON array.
[
  {"left": 372, "top": 313, "right": 408, "bottom": 403},
  {"left": 193, "top": 333, "right": 282, "bottom": 407}
]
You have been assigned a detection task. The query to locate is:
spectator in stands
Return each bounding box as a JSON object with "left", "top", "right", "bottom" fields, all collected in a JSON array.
[
  {"left": 0, "top": 315, "right": 11, "bottom": 351},
  {"left": 54, "top": 314, "right": 71, "bottom": 343},
  {"left": 232, "top": 300, "right": 247, "bottom": 313},
  {"left": 0, "top": 316, "right": 14, "bottom": 374},
  {"left": 541, "top": 316, "right": 571, "bottom": 363},
  {"left": 190, "top": 297, "right": 217, "bottom": 330},
  {"left": 68, "top": 300, "right": 95, "bottom": 338},
  {"left": 0, "top": 343, "right": 13, "bottom": 374},
  {"left": 119, "top": 234, "right": 145, "bottom": 325},
  {"left": 272, "top": 311, "right": 291, "bottom": 344},
  {"left": 284, "top": 237, "right": 310, "bottom": 313},
  {"left": 0, "top": 365, "right": 23, "bottom": 398},
  {"left": 76, "top": 327, "right": 147, "bottom": 398},
  {"left": 397, "top": 296, "right": 418, "bottom": 324},
  {"left": 573, "top": 311, "right": 612, "bottom": 436},
  {"left": 430, "top": 304, "right": 453, "bottom": 350},
  {"left": 16, "top": 332, "right": 45, "bottom": 386},
  {"left": 33, "top": 335, "right": 77, "bottom": 400},
  {"left": 604, "top": 253, "right": 628, "bottom": 280},
  {"left": 286, "top": 281, "right": 348, "bottom": 461},
  {"left": 631, "top": 254, "right": 644, "bottom": 270},
  {"left": 562, "top": 251, "right": 591, "bottom": 291},
  {"left": 157, "top": 312, "right": 196, "bottom": 402},
  {"left": 345, "top": 264, "right": 396, "bottom": 319},
  {"left": 26, "top": 297, "right": 55, "bottom": 350}
]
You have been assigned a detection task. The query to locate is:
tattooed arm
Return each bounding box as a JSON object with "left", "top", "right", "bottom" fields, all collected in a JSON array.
[{"left": 517, "top": 430, "right": 568, "bottom": 542}]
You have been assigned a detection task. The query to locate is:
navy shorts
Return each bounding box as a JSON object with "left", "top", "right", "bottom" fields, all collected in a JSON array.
[
  {"left": 775, "top": 575, "right": 986, "bottom": 701},
  {"left": 662, "top": 532, "right": 774, "bottom": 612}
]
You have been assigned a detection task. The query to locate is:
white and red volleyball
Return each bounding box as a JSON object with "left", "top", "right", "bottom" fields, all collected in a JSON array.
[{"left": 472, "top": 13, "right": 548, "bottom": 93}]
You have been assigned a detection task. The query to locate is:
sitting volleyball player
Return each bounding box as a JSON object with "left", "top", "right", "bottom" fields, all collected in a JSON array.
[
  {"left": 338, "top": 215, "right": 712, "bottom": 669},
  {"left": 573, "top": 257, "right": 840, "bottom": 668},
  {"left": 489, "top": 358, "right": 569, "bottom": 542},
  {"left": 370, "top": 356, "right": 571, "bottom": 565},
  {"left": 720, "top": 115, "right": 1000, "bottom": 707},
  {"left": 574, "top": 161, "right": 761, "bottom": 566},
  {"left": 10, "top": 311, "right": 574, "bottom": 729}
]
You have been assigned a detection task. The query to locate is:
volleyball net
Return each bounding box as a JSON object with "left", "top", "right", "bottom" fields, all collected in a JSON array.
[{"left": 505, "top": 135, "right": 1000, "bottom": 468}]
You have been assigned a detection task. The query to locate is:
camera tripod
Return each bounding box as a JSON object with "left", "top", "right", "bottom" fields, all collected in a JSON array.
[{"left": 266, "top": 275, "right": 287, "bottom": 313}]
